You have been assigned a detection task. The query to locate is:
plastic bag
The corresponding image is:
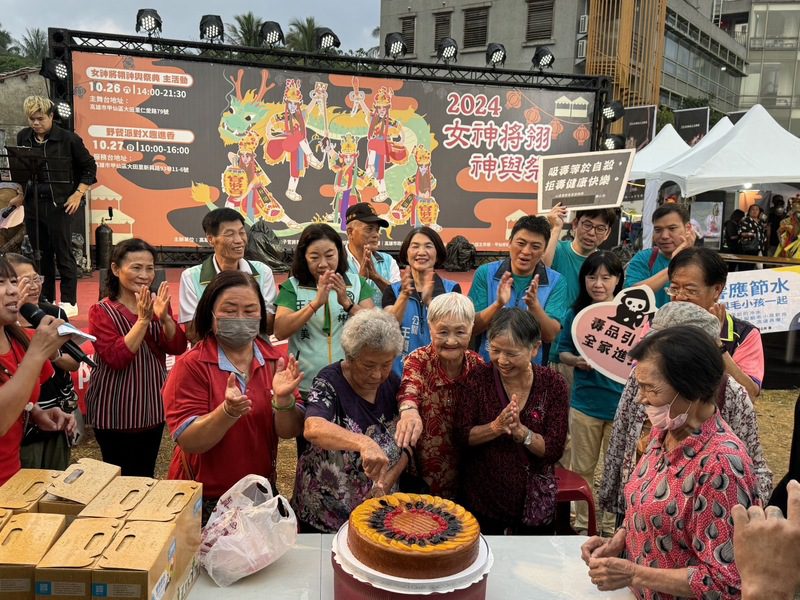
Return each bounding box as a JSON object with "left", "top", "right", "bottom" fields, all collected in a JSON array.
[
  {"left": 245, "top": 219, "right": 292, "bottom": 272},
  {"left": 199, "top": 475, "right": 297, "bottom": 587}
]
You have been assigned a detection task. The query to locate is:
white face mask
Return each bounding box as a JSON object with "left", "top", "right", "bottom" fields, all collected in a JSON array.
[{"left": 644, "top": 391, "right": 690, "bottom": 431}]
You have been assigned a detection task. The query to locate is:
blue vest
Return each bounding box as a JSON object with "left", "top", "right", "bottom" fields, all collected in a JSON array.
[
  {"left": 476, "top": 259, "right": 561, "bottom": 365},
  {"left": 390, "top": 276, "right": 458, "bottom": 377}
]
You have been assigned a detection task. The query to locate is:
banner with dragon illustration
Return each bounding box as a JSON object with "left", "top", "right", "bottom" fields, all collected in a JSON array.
[{"left": 72, "top": 52, "right": 597, "bottom": 251}]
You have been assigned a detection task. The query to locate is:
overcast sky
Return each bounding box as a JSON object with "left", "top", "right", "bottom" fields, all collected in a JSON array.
[{"left": 0, "top": 0, "right": 379, "bottom": 51}]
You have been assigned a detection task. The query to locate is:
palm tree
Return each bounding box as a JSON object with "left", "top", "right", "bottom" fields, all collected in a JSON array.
[
  {"left": 0, "top": 24, "right": 14, "bottom": 53},
  {"left": 225, "top": 12, "right": 264, "bottom": 47},
  {"left": 285, "top": 17, "right": 318, "bottom": 53},
  {"left": 17, "top": 28, "right": 47, "bottom": 62}
]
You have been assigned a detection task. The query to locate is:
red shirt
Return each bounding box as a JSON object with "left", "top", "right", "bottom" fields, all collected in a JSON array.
[
  {"left": 0, "top": 335, "right": 54, "bottom": 485},
  {"left": 624, "top": 414, "right": 759, "bottom": 600},
  {"left": 396, "top": 344, "right": 484, "bottom": 499},
  {"left": 163, "top": 337, "right": 299, "bottom": 499}
]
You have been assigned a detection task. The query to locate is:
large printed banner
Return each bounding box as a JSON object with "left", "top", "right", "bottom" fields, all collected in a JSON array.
[
  {"left": 721, "top": 266, "right": 800, "bottom": 333},
  {"left": 72, "top": 52, "right": 597, "bottom": 250}
]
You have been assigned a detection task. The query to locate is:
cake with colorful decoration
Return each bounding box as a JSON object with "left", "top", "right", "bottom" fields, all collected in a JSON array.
[{"left": 347, "top": 493, "right": 480, "bottom": 579}]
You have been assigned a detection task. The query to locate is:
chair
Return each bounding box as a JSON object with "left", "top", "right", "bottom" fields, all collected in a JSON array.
[{"left": 555, "top": 466, "right": 597, "bottom": 536}]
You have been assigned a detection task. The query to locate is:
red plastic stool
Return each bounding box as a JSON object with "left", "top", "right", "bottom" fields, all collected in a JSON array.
[{"left": 555, "top": 467, "right": 598, "bottom": 536}]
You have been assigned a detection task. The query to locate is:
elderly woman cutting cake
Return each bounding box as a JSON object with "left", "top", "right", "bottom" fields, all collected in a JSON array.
[
  {"left": 292, "top": 309, "right": 409, "bottom": 533},
  {"left": 582, "top": 326, "right": 759, "bottom": 600},
  {"left": 393, "top": 293, "right": 484, "bottom": 499}
]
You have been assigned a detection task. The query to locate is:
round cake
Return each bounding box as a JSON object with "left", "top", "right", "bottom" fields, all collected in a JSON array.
[{"left": 347, "top": 493, "right": 480, "bottom": 579}]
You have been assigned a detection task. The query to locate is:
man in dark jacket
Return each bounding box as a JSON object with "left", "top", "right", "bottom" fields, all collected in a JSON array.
[{"left": 10, "top": 96, "right": 96, "bottom": 317}]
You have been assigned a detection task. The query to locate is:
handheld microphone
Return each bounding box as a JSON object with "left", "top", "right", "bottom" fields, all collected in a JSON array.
[
  {"left": 19, "top": 303, "right": 97, "bottom": 368},
  {"left": 1, "top": 205, "right": 16, "bottom": 219}
]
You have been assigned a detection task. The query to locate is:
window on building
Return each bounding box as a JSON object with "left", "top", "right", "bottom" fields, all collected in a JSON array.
[
  {"left": 400, "top": 16, "right": 416, "bottom": 54},
  {"left": 526, "top": 0, "right": 555, "bottom": 41},
  {"left": 463, "top": 6, "right": 489, "bottom": 48},
  {"left": 434, "top": 12, "right": 451, "bottom": 50}
]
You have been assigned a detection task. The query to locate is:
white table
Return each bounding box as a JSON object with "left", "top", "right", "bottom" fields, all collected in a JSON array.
[{"left": 191, "top": 534, "right": 635, "bottom": 599}]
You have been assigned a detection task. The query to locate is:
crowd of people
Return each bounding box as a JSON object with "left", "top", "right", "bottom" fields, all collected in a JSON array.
[{"left": 0, "top": 95, "right": 797, "bottom": 599}]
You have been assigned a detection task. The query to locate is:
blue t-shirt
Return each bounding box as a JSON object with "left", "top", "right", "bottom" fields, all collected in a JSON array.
[
  {"left": 557, "top": 308, "right": 624, "bottom": 421},
  {"left": 623, "top": 248, "right": 671, "bottom": 308},
  {"left": 548, "top": 240, "right": 589, "bottom": 363}
]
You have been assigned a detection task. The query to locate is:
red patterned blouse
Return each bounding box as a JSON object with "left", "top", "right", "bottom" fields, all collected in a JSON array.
[
  {"left": 396, "top": 344, "right": 484, "bottom": 499},
  {"left": 623, "top": 413, "right": 759, "bottom": 600}
]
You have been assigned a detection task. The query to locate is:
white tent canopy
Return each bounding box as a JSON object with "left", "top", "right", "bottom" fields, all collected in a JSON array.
[
  {"left": 641, "top": 117, "right": 735, "bottom": 247},
  {"left": 657, "top": 104, "right": 800, "bottom": 197},
  {"left": 629, "top": 124, "right": 689, "bottom": 180}
]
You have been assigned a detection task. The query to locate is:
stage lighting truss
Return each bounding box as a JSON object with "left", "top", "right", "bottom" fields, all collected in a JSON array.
[
  {"left": 200, "top": 15, "right": 224, "bottom": 42},
  {"left": 532, "top": 46, "right": 554, "bottom": 70},
  {"left": 260, "top": 21, "right": 285, "bottom": 47},
  {"left": 136, "top": 9, "right": 162, "bottom": 36},
  {"left": 486, "top": 43, "right": 506, "bottom": 67},
  {"left": 437, "top": 37, "right": 458, "bottom": 64},
  {"left": 384, "top": 32, "right": 407, "bottom": 59},
  {"left": 316, "top": 27, "right": 340, "bottom": 52}
]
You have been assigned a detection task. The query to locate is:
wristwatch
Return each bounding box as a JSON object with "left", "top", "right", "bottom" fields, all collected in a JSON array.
[{"left": 523, "top": 428, "right": 533, "bottom": 446}]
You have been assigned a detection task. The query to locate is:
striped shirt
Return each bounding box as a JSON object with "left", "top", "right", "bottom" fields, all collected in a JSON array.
[{"left": 86, "top": 299, "right": 187, "bottom": 430}]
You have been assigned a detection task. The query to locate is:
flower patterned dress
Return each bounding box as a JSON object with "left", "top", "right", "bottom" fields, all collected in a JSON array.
[{"left": 291, "top": 361, "right": 401, "bottom": 533}]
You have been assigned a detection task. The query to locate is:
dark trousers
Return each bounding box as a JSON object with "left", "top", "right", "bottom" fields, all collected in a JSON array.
[
  {"left": 471, "top": 509, "right": 556, "bottom": 536},
  {"left": 25, "top": 202, "right": 78, "bottom": 304},
  {"left": 94, "top": 424, "right": 164, "bottom": 477},
  {"left": 769, "top": 392, "right": 800, "bottom": 514}
]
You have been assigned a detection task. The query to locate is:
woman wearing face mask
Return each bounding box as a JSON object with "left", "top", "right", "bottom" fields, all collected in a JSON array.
[
  {"left": 454, "top": 308, "right": 568, "bottom": 534},
  {"left": 582, "top": 326, "right": 759, "bottom": 600},
  {"left": 86, "top": 238, "right": 187, "bottom": 477},
  {"left": 163, "top": 270, "right": 305, "bottom": 523},
  {"left": 274, "top": 223, "right": 374, "bottom": 401},
  {"left": 557, "top": 251, "right": 625, "bottom": 536},
  {"left": 383, "top": 226, "right": 461, "bottom": 377}
]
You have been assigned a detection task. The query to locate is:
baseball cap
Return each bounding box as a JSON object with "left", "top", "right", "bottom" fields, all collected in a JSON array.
[{"left": 345, "top": 203, "right": 389, "bottom": 228}]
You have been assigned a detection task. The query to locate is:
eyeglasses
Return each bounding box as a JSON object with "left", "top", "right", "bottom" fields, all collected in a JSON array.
[
  {"left": 20, "top": 275, "right": 44, "bottom": 286},
  {"left": 578, "top": 220, "right": 610, "bottom": 234},
  {"left": 665, "top": 286, "right": 703, "bottom": 299}
]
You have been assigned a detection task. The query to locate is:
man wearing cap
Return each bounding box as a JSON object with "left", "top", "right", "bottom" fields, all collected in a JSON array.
[{"left": 344, "top": 203, "right": 400, "bottom": 307}]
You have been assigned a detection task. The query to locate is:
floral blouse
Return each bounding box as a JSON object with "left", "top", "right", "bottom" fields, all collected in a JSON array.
[
  {"left": 598, "top": 370, "right": 772, "bottom": 516},
  {"left": 291, "top": 362, "right": 401, "bottom": 533},
  {"left": 623, "top": 413, "right": 759, "bottom": 600},
  {"left": 396, "top": 344, "right": 484, "bottom": 499}
]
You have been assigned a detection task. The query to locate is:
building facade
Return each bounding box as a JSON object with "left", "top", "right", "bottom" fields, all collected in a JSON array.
[
  {"left": 380, "top": 0, "right": 746, "bottom": 113},
  {"left": 733, "top": 0, "right": 800, "bottom": 135}
]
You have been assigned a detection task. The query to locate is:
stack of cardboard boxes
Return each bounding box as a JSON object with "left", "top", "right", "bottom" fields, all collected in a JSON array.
[{"left": 0, "top": 459, "right": 202, "bottom": 600}]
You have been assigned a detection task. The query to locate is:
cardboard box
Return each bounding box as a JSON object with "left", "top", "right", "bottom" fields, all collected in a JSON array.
[
  {"left": 0, "top": 513, "right": 67, "bottom": 600},
  {"left": 78, "top": 477, "right": 155, "bottom": 521},
  {"left": 0, "top": 507, "right": 12, "bottom": 531},
  {"left": 35, "top": 518, "right": 123, "bottom": 600},
  {"left": 173, "top": 554, "right": 200, "bottom": 600},
  {"left": 39, "top": 460, "right": 120, "bottom": 520},
  {"left": 0, "top": 470, "right": 60, "bottom": 514},
  {"left": 127, "top": 481, "right": 201, "bottom": 580},
  {"left": 91, "top": 521, "right": 177, "bottom": 600}
]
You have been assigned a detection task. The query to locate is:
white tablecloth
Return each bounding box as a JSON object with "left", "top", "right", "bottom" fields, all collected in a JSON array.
[{"left": 190, "top": 534, "right": 636, "bottom": 599}]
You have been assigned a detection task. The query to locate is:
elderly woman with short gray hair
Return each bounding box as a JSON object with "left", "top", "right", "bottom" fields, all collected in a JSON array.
[
  {"left": 291, "top": 308, "right": 408, "bottom": 533},
  {"left": 395, "top": 292, "right": 484, "bottom": 499}
]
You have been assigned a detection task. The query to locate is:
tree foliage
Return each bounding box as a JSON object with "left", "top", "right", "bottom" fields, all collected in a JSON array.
[
  {"left": 225, "top": 12, "right": 264, "bottom": 47},
  {"left": 286, "top": 17, "right": 319, "bottom": 53},
  {"left": 18, "top": 28, "right": 47, "bottom": 62}
]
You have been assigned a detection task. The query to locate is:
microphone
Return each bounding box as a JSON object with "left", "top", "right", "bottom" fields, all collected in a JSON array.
[
  {"left": 1, "top": 205, "right": 16, "bottom": 219},
  {"left": 19, "top": 303, "right": 97, "bottom": 368}
]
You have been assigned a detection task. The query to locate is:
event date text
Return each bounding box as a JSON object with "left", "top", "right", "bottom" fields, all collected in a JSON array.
[
  {"left": 89, "top": 81, "right": 187, "bottom": 98},
  {"left": 445, "top": 93, "right": 502, "bottom": 118}
]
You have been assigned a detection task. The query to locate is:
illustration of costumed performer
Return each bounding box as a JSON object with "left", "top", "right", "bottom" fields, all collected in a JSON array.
[
  {"left": 776, "top": 196, "right": 800, "bottom": 258},
  {"left": 325, "top": 133, "right": 368, "bottom": 231},
  {"left": 265, "top": 79, "right": 325, "bottom": 202},
  {"left": 222, "top": 129, "right": 285, "bottom": 223},
  {"left": 353, "top": 86, "right": 407, "bottom": 203}
]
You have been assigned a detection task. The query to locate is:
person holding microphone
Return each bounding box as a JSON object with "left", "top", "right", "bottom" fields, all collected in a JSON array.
[{"left": 0, "top": 256, "right": 73, "bottom": 485}]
